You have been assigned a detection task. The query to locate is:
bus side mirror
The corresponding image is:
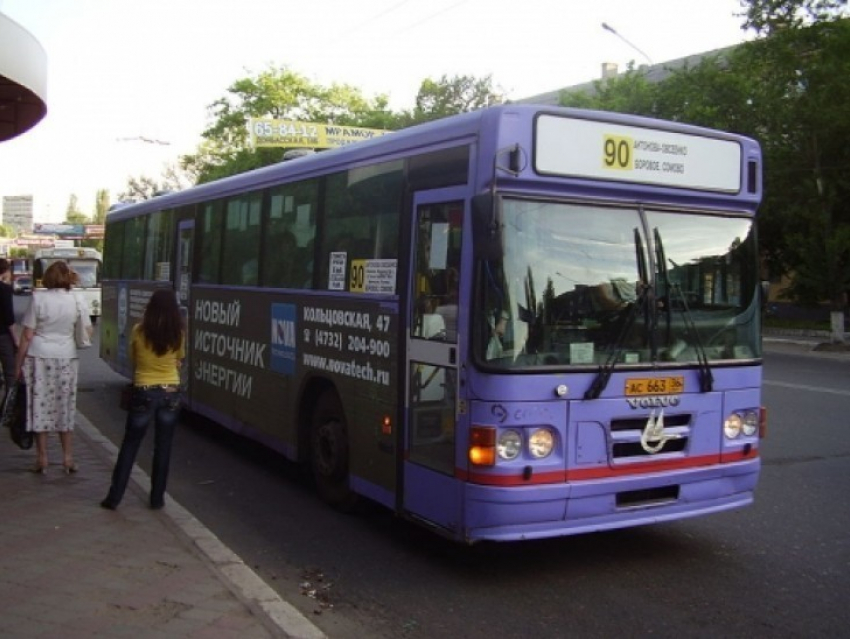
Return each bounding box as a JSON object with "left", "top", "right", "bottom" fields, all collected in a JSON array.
[{"left": 472, "top": 193, "right": 504, "bottom": 261}]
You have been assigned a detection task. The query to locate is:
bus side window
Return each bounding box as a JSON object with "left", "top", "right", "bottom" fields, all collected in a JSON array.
[
  {"left": 413, "top": 202, "right": 463, "bottom": 343},
  {"left": 222, "top": 193, "right": 261, "bottom": 287},
  {"left": 197, "top": 200, "right": 224, "bottom": 284},
  {"left": 265, "top": 229, "right": 298, "bottom": 287}
]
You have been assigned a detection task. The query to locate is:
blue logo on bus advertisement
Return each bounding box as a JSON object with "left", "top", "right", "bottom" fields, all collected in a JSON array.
[{"left": 271, "top": 303, "right": 297, "bottom": 375}]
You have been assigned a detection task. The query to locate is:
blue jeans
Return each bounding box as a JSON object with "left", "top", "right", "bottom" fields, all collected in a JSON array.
[{"left": 104, "top": 387, "right": 181, "bottom": 508}]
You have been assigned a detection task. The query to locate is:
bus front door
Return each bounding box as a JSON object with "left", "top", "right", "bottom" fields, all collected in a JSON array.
[{"left": 404, "top": 189, "right": 465, "bottom": 534}]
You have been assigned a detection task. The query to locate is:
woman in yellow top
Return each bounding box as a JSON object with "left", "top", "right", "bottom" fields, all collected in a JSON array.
[{"left": 101, "top": 289, "right": 185, "bottom": 510}]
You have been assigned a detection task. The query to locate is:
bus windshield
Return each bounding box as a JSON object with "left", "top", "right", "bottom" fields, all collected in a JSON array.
[
  {"left": 38, "top": 257, "right": 100, "bottom": 288},
  {"left": 479, "top": 199, "right": 760, "bottom": 369},
  {"left": 68, "top": 259, "right": 100, "bottom": 288}
]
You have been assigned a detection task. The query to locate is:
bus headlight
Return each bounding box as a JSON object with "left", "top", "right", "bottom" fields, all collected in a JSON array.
[
  {"left": 528, "top": 428, "right": 555, "bottom": 459},
  {"left": 724, "top": 413, "right": 743, "bottom": 439},
  {"left": 725, "top": 410, "right": 760, "bottom": 440},
  {"left": 497, "top": 429, "right": 522, "bottom": 460},
  {"left": 741, "top": 410, "right": 759, "bottom": 437}
]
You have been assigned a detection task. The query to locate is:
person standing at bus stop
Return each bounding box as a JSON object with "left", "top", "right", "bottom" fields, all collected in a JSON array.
[
  {"left": 14, "top": 261, "right": 91, "bottom": 474},
  {"left": 0, "top": 259, "right": 18, "bottom": 402},
  {"left": 101, "top": 289, "right": 185, "bottom": 511}
]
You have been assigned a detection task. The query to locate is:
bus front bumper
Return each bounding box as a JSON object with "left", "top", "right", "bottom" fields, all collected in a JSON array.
[{"left": 461, "top": 458, "right": 760, "bottom": 542}]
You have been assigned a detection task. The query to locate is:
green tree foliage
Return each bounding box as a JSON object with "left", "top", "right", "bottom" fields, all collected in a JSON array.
[
  {"left": 65, "top": 210, "right": 89, "bottom": 227},
  {"left": 181, "top": 66, "right": 397, "bottom": 184},
  {"left": 403, "top": 74, "right": 503, "bottom": 125},
  {"left": 118, "top": 164, "right": 191, "bottom": 203},
  {"left": 178, "top": 69, "right": 502, "bottom": 184},
  {"left": 655, "top": 54, "right": 757, "bottom": 133},
  {"left": 741, "top": 0, "right": 847, "bottom": 33},
  {"left": 119, "top": 176, "right": 161, "bottom": 202},
  {"left": 559, "top": 63, "right": 659, "bottom": 116},
  {"left": 739, "top": 15, "right": 850, "bottom": 339},
  {"left": 65, "top": 194, "right": 86, "bottom": 223},
  {"left": 94, "top": 189, "right": 110, "bottom": 225}
]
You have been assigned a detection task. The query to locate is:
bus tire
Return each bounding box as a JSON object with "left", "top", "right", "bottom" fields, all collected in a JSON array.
[{"left": 310, "top": 390, "right": 358, "bottom": 511}]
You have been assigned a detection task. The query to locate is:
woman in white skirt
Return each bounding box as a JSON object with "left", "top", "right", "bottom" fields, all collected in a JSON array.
[{"left": 15, "top": 261, "right": 92, "bottom": 474}]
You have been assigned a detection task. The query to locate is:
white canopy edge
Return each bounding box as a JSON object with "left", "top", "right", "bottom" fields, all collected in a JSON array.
[{"left": 0, "top": 11, "right": 48, "bottom": 140}]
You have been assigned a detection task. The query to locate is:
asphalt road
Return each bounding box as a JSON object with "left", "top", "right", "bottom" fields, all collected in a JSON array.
[{"left": 57, "top": 304, "right": 850, "bottom": 639}]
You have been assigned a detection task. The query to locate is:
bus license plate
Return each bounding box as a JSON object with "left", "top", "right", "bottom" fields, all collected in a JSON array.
[{"left": 625, "top": 376, "right": 684, "bottom": 396}]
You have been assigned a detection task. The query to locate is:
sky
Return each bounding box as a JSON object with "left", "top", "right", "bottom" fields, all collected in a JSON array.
[{"left": 0, "top": 0, "right": 752, "bottom": 224}]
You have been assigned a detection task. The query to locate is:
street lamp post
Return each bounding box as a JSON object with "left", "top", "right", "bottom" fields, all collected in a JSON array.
[{"left": 601, "top": 22, "right": 653, "bottom": 66}]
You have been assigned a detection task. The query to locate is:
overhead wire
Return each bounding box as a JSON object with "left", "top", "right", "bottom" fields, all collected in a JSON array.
[{"left": 331, "top": 0, "right": 470, "bottom": 42}]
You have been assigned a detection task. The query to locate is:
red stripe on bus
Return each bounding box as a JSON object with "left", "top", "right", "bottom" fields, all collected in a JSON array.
[{"left": 456, "top": 448, "right": 759, "bottom": 486}]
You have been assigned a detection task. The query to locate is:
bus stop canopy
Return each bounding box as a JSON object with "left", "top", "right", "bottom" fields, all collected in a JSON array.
[{"left": 0, "top": 11, "right": 47, "bottom": 142}]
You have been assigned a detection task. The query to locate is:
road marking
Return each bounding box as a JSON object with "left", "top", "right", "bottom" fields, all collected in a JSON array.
[{"left": 764, "top": 380, "right": 850, "bottom": 397}]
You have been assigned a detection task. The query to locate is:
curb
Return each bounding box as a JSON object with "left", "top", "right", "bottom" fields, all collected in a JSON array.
[
  {"left": 74, "top": 411, "right": 327, "bottom": 639},
  {"left": 763, "top": 329, "right": 850, "bottom": 346},
  {"left": 763, "top": 335, "right": 850, "bottom": 358}
]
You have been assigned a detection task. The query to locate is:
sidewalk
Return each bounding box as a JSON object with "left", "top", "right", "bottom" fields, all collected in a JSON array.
[
  {"left": 0, "top": 412, "right": 326, "bottom": 639},
  {"left": 763, "top": 331, "right": 850, "bottom": 359}
]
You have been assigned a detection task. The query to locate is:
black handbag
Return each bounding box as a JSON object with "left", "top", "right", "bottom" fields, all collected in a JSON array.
[{"left": 1, "top": 382, "right": 32, "bottom": 450}]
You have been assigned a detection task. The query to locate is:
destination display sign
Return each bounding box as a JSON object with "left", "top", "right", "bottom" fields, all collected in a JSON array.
[{"left": 535, "top": 114, "right": 743, "bottom": 193}]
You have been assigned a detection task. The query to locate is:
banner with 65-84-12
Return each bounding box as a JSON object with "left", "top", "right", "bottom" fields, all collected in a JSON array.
[{"left": 249, "top": 119, "right": 389, "bottom": 149}]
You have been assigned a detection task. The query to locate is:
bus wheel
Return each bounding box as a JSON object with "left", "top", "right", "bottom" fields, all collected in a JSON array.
[{"left": 311, "top": 391, "right": 358, "bottom": 511}]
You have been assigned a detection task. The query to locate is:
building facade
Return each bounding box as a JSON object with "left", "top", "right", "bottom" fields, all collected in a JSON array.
[{"left": 2, "top": 194, "right": 34, "bottom": 234}]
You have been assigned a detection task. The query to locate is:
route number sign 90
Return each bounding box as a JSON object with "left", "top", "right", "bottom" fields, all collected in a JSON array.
[{"left": 603, "top": 134, "right": 633, "bottom": 171}]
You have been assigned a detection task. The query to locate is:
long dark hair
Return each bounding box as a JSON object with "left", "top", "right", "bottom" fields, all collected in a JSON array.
[{"left": 140, "top": 289, "right": 183, "bottom": 356}]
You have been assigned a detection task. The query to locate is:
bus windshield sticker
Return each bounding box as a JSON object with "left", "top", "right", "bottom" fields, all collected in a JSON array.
[
  {"left": 570, "top": 342, "right": 594, "bottom": 364},
  {"left": 350, "top": 259, "right": 397, "bottom": 294},
  {"left": 328, "top": 252, "right": 347, "bottom": 290},
  {"left": 429, "top": 223, "right": 449, "bottom": 269}
]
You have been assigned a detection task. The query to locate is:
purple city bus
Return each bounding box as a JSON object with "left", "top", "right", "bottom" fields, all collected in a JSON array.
[{"left": 101, "top": 105, "right": 764, "bottom": 542}]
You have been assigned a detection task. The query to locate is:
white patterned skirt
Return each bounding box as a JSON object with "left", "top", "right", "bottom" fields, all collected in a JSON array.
[{"left": 23, "top": 357, "right": 79, "bottom": 433}]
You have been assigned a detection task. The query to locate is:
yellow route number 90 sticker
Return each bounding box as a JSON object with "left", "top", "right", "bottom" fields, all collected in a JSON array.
[{"left": 603, "top": 134, "right": 633, "bottom": 171}]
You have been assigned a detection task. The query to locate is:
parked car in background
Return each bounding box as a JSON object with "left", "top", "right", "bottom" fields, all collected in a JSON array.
[{"left": 12, "top": 276, "right": 32, "bottom": 295}]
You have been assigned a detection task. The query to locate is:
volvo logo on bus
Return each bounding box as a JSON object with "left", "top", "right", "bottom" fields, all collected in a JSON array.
[
  {"left": 640, "top": 409, "right": 682, "bottom": 454},
  {"left": 626, "top": 395, "right": 681, "bottom": 410}
]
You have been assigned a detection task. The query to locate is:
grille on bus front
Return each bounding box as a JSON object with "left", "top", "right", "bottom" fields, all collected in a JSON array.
[{"left": 609, "top": 413, "right": 692, "bottom": 459}]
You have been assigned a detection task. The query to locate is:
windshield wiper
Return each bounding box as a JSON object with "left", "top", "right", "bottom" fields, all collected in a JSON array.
[
  {"left": 667, "top": 279, "right": 714, "bottom": 392},
  {"left": 654, "top": 228, "right": 713, "bottom": 393},
  {"left": 654, "top": 228, "right": 673, "bottom": 345},
  {"left": 584, "top": 281, "right": 650, "bottom": 399},
  {"left": 584, "top": 228, "right": 649, "bottom": 400}
]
